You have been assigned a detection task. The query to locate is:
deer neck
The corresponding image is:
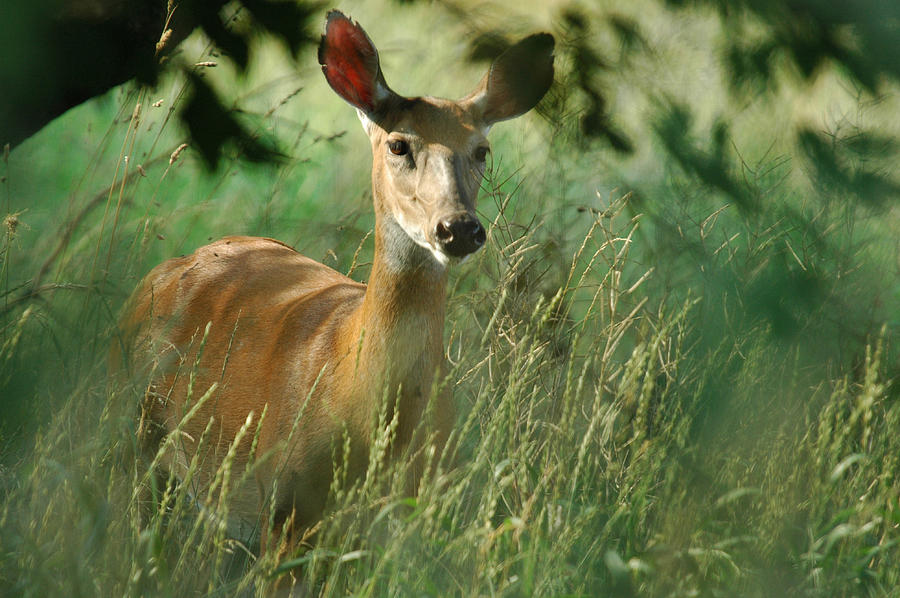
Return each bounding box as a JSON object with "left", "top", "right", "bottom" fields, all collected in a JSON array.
[
  {"left": 365, "top": 210, "right": 447, "bottom": 356},
  {"left": 347, "top": 208, "right": 448, "bottom": 401}
]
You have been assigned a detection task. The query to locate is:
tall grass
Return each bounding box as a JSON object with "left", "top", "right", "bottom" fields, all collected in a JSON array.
[{"left": 2, "top": 1, "right": 899, "bottom": 596}]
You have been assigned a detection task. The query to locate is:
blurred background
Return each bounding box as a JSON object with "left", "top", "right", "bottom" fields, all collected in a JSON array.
[{"left": 2, "top": 0, "right": 899, "bottom": 595}]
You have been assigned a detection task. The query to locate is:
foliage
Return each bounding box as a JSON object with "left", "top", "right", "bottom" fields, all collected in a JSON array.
[{"left": 0, "top": 0, "right": 320, "bottom": 165}]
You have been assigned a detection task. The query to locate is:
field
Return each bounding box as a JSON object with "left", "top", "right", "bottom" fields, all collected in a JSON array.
[{"left": 2, "top": 0, "right": 900, "bottom": 595}]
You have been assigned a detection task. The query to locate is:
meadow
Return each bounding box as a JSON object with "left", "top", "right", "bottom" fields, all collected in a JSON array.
[{"left": 2, "top": 0, "right": 899, "bottom": 595}]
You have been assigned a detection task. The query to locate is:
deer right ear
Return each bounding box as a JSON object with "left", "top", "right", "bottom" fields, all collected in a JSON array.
[{"left": 318, "top": 11, "right": 395, "bottom": 116}]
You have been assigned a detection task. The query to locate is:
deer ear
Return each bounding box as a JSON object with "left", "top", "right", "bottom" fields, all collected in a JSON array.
[
  {"left": 464, "top": 33, "right": 555, "bottom": 126},
  {"left": 318, "top": 11, "right": 395, "bottom": 115}
]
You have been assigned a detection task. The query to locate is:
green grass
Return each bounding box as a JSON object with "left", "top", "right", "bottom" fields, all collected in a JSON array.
[{"left": 2, "top": 1, "right": 900, "bottom": 596}]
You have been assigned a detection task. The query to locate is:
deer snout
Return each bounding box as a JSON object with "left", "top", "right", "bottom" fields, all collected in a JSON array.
[{"left": 434, "top": 215, "right": 486, "bottom": 257}]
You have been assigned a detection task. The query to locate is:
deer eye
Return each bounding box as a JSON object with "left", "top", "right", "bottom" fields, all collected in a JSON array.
[
  {"left": 474, "top": 146, "right": 489, "bottom": 162},
  {"left": 388, "top": 139, "right": 409, "bottom": 156}
]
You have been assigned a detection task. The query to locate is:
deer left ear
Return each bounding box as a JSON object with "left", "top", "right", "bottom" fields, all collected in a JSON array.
[
  {"left": 318, "top": 10, "right": 396, "bottom": 115},
  {"left": 464, "top": 33, "right": 555, "bottom": 126}
]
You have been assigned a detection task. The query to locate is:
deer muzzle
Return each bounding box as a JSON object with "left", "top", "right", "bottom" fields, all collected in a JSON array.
[{"left": 434, "top": 214, "right": 486, "bottom": 258}]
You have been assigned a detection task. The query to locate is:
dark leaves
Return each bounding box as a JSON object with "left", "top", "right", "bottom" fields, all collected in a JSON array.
[
  {"left": 181, "top": 72, "right": 283, "bottom": 169},
  {"left": 173, "top": 1, "right": 319, "bottom": 167},
  {"left": 668, "top": 0, "right": 900, "bottom": 93},
  {"left": 242, "top": 0, "right": 321, "bottom": 56},
  {"left": 561, "top": 8, "right": 635, "bottom": 152},
  {"left": 798, "top": 128, "right": 900, "bottom": 210},
  {"left": 653, "top": 103, "right": 756, "bottom": 212},
  {"left": 1, "top": 0, "right": 319, "bottom": 165}
]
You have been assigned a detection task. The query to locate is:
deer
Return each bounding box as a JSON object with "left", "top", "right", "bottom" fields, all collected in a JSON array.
[{"left": 115, "top": 9, "right": 554, "bottom": 559}]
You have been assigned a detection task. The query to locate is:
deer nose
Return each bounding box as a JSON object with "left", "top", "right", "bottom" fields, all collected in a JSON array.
[{"left": 435, "top": 216, "right": 486, "bottom": 257}]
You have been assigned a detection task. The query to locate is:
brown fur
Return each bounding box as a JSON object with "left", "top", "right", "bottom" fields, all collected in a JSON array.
[{"left": 120, "top": 234, "right": 448, "bottom": 540}]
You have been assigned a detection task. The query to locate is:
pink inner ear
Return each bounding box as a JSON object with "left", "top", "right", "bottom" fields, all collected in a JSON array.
[{"left": 320, "top": 13, "right": 380, "bottom": 112}]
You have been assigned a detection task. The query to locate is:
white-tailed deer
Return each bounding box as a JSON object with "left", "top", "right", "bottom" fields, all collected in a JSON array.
[{"left": 116, "top": 10, "right": 553, "bottom": 553}]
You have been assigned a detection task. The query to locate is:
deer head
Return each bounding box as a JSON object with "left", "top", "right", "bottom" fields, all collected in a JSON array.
[{"left": 318, "top": 11, "right": 554, "bottom": 269}]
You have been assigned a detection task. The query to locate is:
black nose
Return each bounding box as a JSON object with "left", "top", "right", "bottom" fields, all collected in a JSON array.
[{"left": 435, "top": 216, "right": 486, "bottom": 257}]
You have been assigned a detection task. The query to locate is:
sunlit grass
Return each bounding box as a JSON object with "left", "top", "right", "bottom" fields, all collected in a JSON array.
[{"left": 2, "top": 1, "right": 900, "bottom": 596}]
